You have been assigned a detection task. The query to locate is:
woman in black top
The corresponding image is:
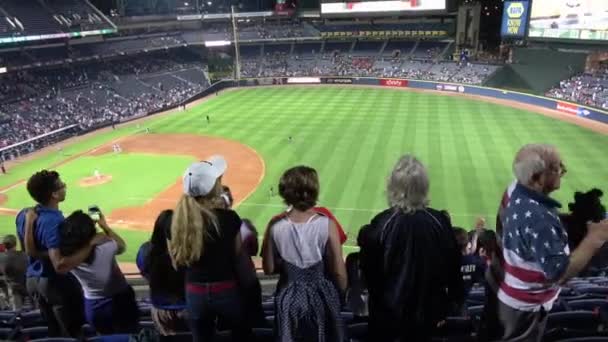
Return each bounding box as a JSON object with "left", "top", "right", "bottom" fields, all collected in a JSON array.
[
  {"left": 168, "top": 156, "right": 251, "bottom": 342},
  {"left": 137, "top": 210, "right": 188, "bottom": 336}
]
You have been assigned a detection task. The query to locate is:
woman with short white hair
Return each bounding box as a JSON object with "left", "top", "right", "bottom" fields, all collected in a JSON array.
[{"left": 358, "top": 155, "right": 465, "bottom": 342}]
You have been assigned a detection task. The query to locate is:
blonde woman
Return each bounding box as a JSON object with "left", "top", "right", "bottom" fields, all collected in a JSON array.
[{"left": 169, "top": 156, "right": 251, "bottom": 342}]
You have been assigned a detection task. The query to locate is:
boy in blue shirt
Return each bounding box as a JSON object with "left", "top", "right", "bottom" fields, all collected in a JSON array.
[{"left": 16, "top": 170, "right": 102, "bottom": 337}]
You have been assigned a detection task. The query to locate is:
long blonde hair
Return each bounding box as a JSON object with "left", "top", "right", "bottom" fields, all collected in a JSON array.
[{"left": 169, "top": 194, "right": 219, "bottom": 267}]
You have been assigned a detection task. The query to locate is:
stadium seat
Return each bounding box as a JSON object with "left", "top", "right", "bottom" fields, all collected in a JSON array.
[
  {"left": 21, "top": 326, "right": 49, "bottom": 340},
  {"left": 576, "top": 286, "right": 608, "bottom": 297},
  {"left": 568, "top": 299, "right": 608, "bottom": 314},
  {"left": 544, "top": 311, "right": 607, "bottom": 341},
  {"left": 347, "top": 322, "right": 368, "bottom": 342},
  {"left": 0, "top": 327, "right": 13, "bottom": 340},
  {"left": 29, "top": 339, "right": 78, "bottom": 342},
  {"left": 88, "top": 334, "right": 131, "bottom": 342},
  {"left": 252, "top": 328, "right": 273, "bottom": 341},
  {"left": 139, "top": 320, "right": 155, "bottom": 329},
  {"left": 551, "top": 299, "right": 570, "bottom": 313},
  {"left": 0, "top": 311, "right": 16, "bottom": 327},
  {"left": 555, "top": 338, "right": 608, "bottom": 342},
  {"left": 433, "top": 317, "right": 475, "bottom": 341},
  {"left": 19, "top": 310, "right": 46, "bottom": 327},
  {"left": 161, "top": 332, "right": 193, "bottom": 342}
]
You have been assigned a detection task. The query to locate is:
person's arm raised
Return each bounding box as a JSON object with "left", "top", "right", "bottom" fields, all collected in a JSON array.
[
  {"left": 558, "top": 219, "right": 608, "bottom": 284},
  {"left": 97, "top": 213, "right": 126, "bottom": 255}
]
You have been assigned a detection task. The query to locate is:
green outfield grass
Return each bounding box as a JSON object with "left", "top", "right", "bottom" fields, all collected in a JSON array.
[{"left": 1, "top": 86, "right": 607, "bottom": 260}]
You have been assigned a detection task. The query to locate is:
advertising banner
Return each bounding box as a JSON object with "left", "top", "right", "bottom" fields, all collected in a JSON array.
[
  {"left": 287, "top": 77, "right": 321, "bottom": 84},
  {"left": 320, "top": 0, "right": 445, "bottom": 14},
  {"left": 501, "top": 1, "right": 530, "bottom": 38},
  {"left": 436, "top": 84, "right": 465, "bottom": 93},
  {"left": 380, "top": 79, "right": 408, "bottom": 87},
  {"left": 529, "top": 0, "right": 608, "bottom": 41},
  {"left": 556, "top": 101, "right": 579, "bottom": 115},
  {"left": 325, "top": 78, "right": 354, "bottom": 84}
]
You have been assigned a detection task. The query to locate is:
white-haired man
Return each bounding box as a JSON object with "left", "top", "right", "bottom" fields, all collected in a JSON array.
[{"left": 497, "top": 144, "right": 608, "bottom": 341}]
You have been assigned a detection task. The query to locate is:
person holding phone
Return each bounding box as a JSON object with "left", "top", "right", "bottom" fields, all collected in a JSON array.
[{"left": 35, "top": 207, "right": 139, "bottom": 334}]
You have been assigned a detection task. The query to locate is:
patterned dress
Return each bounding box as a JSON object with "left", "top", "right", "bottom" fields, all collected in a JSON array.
[{"left": 271, "top": 214, "right": 344, "bottom": 342}]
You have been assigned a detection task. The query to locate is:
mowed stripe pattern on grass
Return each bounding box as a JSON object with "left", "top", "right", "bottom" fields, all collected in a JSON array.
[
  {"left": 152, "top": 87, "right": 608, "bottom": 244},
  {"left": 1, "top": 86, "right": 607, "bottom": 252}
]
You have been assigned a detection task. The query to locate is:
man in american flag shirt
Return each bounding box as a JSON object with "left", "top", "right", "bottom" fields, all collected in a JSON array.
[{"left": 497, "top": 144, "right": 608, "bottom": 341}]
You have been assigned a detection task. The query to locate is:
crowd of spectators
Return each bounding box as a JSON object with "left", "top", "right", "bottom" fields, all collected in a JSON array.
[
  {"left": 240, "top": 51, "right": 499, "bottom": 85},
  {"left": 0, "top": 49, "right": 209, "bottom": 153},
  {"left": 2, "top": 143, "right": 607, "bottom": 341},
  {"left": 546, "top": 64, "right": 608, "bottom": 110}
]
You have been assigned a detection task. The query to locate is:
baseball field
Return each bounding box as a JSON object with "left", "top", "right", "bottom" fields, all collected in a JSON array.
[{"left": 1, "top": 86, "right": 607, "bottom": 262}]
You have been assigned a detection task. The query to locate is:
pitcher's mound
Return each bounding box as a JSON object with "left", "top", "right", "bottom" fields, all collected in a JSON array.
[{"left": 79, "top": 175, "right": 112, "bottom": 187}]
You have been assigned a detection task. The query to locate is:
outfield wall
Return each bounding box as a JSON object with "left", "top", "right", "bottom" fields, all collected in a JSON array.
[{"left": 231, "top": 77, "right": 608, "bottom": 126}]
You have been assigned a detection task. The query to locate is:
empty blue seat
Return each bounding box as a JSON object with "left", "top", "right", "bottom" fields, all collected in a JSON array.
[
  {"left": 347, "top": 322, "right": 368, "bottom": 342},
  {"left": 19, "top": 310, "right": 46, "bottom": 327},
  {"left": 545, "top": 311, "right": 606, "bottom": 341},
  {"left": 568, "top": 299, "right": 608, "bottom": 314},
  {"left": 21, "top": 326, "right": 49, "bottom": 340},
  {"left": 252, "top": 328, "right": 273, "bottom": 342},
  {"left": 0, "top": 327, "right": 13, "bottom": 339},
  {"left": 576, "top": 286, "right": 608, "bottom": 297},
  {"left": 139, "top": 321, "right": 155, "bottom": 329},
  {"left": 88, "top": 334, "right": 131, "bottom": 342}
]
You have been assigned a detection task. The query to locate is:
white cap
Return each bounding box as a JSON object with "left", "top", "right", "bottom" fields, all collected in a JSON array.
[{"left": 182, "top": 155, "right": 227, "bottom": 197}]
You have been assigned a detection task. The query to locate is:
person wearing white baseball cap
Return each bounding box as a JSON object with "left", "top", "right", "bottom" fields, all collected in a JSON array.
[{"left": 168, "top": 155, "right": 251, "bottom": 342}]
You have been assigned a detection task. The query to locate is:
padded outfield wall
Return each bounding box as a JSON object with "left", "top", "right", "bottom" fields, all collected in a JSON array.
[{"left": 219, "top": 77, "right": 608, "bottom": 126}]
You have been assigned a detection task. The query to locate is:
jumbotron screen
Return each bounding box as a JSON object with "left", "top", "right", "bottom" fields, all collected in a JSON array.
[
  {"left": 320, "top": 0, "right": 447, "bottom": 15},
  {"left": 529, "top": 0, "right": 608, "bottom": 41}
]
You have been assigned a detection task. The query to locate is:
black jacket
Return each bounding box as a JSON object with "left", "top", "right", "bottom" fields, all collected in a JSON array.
[{"left": 358, "top": 207, "right": 465, "bottom": 340}]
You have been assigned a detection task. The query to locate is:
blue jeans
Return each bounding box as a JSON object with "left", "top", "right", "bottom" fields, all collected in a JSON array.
[
  {"left": 84, "top": 286, "right": 139, "bottom": 334},
  {"left": 186, "top": 282, "right": 251, "bottom": 342}
]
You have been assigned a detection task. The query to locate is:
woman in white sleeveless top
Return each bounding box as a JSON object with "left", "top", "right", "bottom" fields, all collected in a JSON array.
[{"left": 262, "top": 166, "right": 347, "bottom": 342}]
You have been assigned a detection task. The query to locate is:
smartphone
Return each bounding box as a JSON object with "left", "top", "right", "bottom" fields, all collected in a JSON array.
[{"left": 88, "top": 205, "right": 101, "bottom": 221}]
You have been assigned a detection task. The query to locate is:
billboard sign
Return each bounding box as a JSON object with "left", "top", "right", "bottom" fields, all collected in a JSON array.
[
  {"left": 529, "top": 0, "right": 608, "bottom": 41},
  {"left": 320, "top": 0, "right": 446, "bottom": 15},
  {"left": 501, "top": 1, "right": 530, "bottom": 38},
  {"left": 380, "top": 79, "right": 408, "bottom": 87}
]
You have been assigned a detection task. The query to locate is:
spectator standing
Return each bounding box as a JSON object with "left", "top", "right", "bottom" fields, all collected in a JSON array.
[
  {"left": 262, "top": 166, "right": 347, "bottom": 342},
  {"left": 454, "top": 227, "right": 485, "bottom": 297},
  {"left": 214, "top": 185, "right": 265, "bottom": 328},
  {"left": 0, "top": 235, "right": 28, "bottom": 310},
  {"left": 137, "top": 210, "right": 188, "bottom": 336},
  {"left": 17, "top": 170, "right": 90, "bottom": 337},
  {"left": 358, "top": 155, "right": 464, "bottom": 341},
  {"left": 169, "top": 156, "right": 251, "bottom": 342},
  {"left": 497, "top": 144, "right": 608, "bottom": 341},
  {"left": 56, "top": 210, "right": 139, "bottom": 334}
]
